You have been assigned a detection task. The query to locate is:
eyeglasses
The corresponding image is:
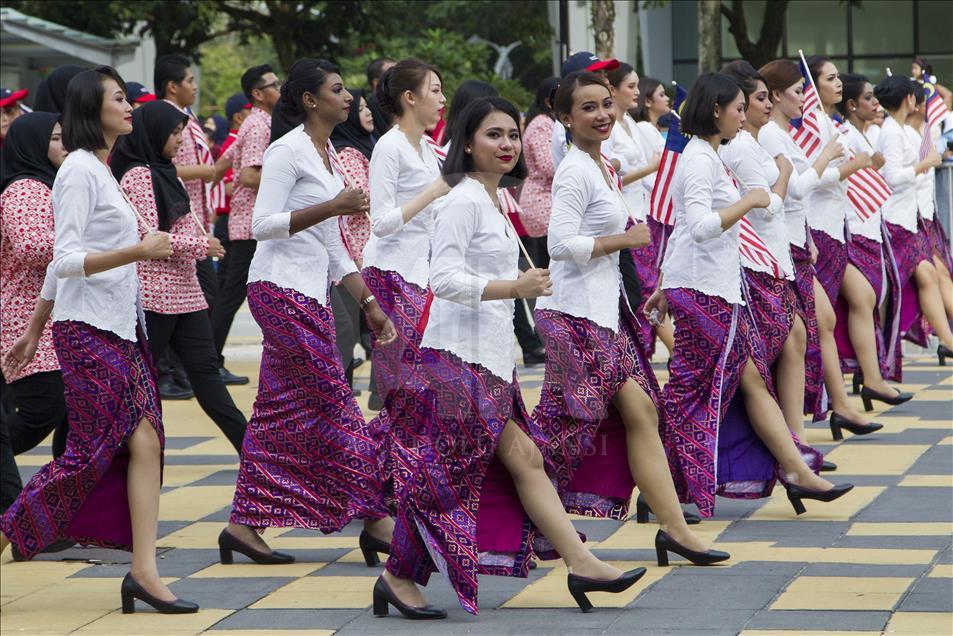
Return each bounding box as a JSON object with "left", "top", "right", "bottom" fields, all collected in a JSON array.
[{"left": 256, "top": 80, "right": 282, "bottom": 92}]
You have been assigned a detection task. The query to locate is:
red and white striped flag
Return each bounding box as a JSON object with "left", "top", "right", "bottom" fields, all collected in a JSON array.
[
  {"left": 649, "top": 84, "right": 689, "bottom": 225},
  {"left": 790, "top": 58, "right": 823, "bottom": 159},
  {"left": 424, "top": 135, "right": 447, "bottom": 163},
  {"left": 924, "top": 82, "right": 950, "bottom": 132},
  {"left": 722, "top": 167, "right": 784, "bottom": 278},
  {"left": 831, "top": 117, "right": 892, "bottom": 221}
]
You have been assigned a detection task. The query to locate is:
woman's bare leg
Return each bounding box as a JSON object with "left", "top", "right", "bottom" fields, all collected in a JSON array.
[
  {"left": 841, "top": 264, "right": 894, "bottom": 394},
  {"left": 915, "top": 261, "right": 953, "bottom": 349},
  {"left": 612, "top": 379, "right": 706, "bottom": 552},
  {"left": 656, "top": 318, "right": 675, "bottom": 354},
  {"left": 932, "top": 254, "right": 953, "bottom": 319},
  {"left": 777, "top": 315, "right": 808, "bottom": 438},
  {"left": 814, "top": 277, "right": 870, "bottom": 424}
]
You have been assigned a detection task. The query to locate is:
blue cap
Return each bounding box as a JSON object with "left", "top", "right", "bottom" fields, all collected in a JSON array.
[
  {"left": 125, "top": 82, "right": 155, "bottom": 103},
  {"left": 225, "top": 92, "right": 251, "bottom": 121},
  {"left": 560, "top": 51, "right": 619, "bottom": 78}
]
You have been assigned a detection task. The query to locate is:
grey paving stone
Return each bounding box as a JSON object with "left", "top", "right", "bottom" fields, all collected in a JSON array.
[
  {"left": 20, "top": 444, "right": 53, "bottom": 456},
  {"left": 907, "top": 445, "right": 953, "bottom": 475},
  {"left": 910, "top": 576, "right": 953, "bottom": 597},
  {"left": 163, "top": 436, "right": 215, "bottom": 450},
  {"left": 712, "top": 496, "right": 770, "bottom": 520},
  {"left": 209, "top": 608, "right": 366, "bottom": 631},
  {"left": 631, "top": 578, "right": 779, "bottom": 610},
  {"left": 856, "top": 429, "right": 951, "bottom": 445},
  {"left": 603, "top": 607, "right": 755, "bottom": 631},
  {"left": 590, "top": 548, "right": 658, "bottom": 563},
  {"left": 168, "top": 576, "right": 292, "bottom": 609},
  {"left": 834, "top": 535, "right": 952, "bottom": 549},
  {"left": 718, "top": 520, "right": 849, "bottom": 546},
  {"left": 936, "top": 549, "right": 953, "bottom": 564},
  {"left": 157, "top": 520, "right": 194, "bottom": 538},
  {"left": 900, "top": 400, "right": 953, "bottom": 420},
  {"left": 154, "top": 547, "right": 221, "bottom": 564},
  {"left": 190, "top": 469, "right": 240, "bottom": 486},
  {"left": 800, "top": 563, "right": 932, "bottom": 578},
  {"left": 68, "top": 558, "right": 211, "bottom": 578},
  {"left": 855, "top": 486, "right": 953, "bottom": 522},
  {"left": 897, "top": 592, "right": 953, "bottom": 612},
  {"left": 165, "top": 454, "right": 238, "bottom": 465},
  {"left": 747, "top": 609, "right": 891, "bottom": 631},
  {"left": 341, "top": 608, "right": 618, "bottom": 634},
  {"left": 278, "top": 548, "right": 353, "bottom": 564},
  {"left": 282, "top": 521, "right": 362, "bottom": 537},
  {"left": 28, "top": 546, "right": 141, "bottom": 564},
  {"left": 199, "top": 507, "right": 233, "bottom": 522},
  {"left": 667, "top": 560, "right": 805, "bottom": 578}
]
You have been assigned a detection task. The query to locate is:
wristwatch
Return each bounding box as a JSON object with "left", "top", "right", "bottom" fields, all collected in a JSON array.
[{"left": 360, "top": 294, "right": 376, "bottom": 309}]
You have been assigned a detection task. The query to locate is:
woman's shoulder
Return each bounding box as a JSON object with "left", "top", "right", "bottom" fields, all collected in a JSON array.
[{"left": 2, "top": 178, "right": 51, "bottom": 199}]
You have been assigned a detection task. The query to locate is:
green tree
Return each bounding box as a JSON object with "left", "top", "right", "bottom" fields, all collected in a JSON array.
[{"left": 197, "top": 34, "right": 280, "bottom": 116}]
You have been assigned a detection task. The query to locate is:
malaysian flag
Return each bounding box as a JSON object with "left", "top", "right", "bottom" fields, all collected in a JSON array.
[
  {"left": 923, "top": 81, "right": 950, "bottom": 132},
  {"left": 424, "top": 135, "right": 447, "bottom": 163},
  {"left": 720, "top": 167, "right": 784, "bottom": 278},
  {"left": 789, "top": 58, "right": 823, "bottom": 159},
  {"left": 830, "top": 114, "right": 892, "bottom": 222},
  {"left": 649, "top": 84, "right": 688, "bottom": 225}
]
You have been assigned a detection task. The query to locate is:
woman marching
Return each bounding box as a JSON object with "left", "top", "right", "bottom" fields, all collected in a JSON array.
[
  {"left": 643, "top": 72, "right": 854, "bottom": 519},
  {"left": 874, "top": 76, "right": 952, "bottom": 359},
  {"left": 363, "top": 59, "right": 449, "bottom": 494},
  {"left": 801, "top": 56, "right": 885, "bottom": 438},
  {"left": 376, "top": 96, "right": 645, "bottom": 620},
  {"left": 0, "top": 67, "right": 198, "bottom": 614},
  {"left": 533, "top": 71, "right": 724, "bottom": 564},
  {"left": 606, "top": 63, "right": 672, "bottom": 357},
  {"left": 111, "top": 100, "right": 250, "bottom": 455},
  {"left": 833, "top": 74, "right": 912, "bottom": 406},
  {"left": 222, "top": 59, "right": 398, "bottom": 565}
]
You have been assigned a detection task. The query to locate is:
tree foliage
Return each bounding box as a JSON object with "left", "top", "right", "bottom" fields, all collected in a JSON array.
[{"left": 719, "top": 0, "right": 789, "bottom": 69}]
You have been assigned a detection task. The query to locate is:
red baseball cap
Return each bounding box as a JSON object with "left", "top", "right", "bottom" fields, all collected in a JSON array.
[
  {"left": 0, "top": 88, "right": 29, "bottom": 108},
  {"left": 561, "top": 52, "right": 620, "bottom": 77}
]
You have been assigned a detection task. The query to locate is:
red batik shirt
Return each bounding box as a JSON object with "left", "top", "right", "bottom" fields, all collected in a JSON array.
[
  {"left": 0, "top": 179, "right": 60, "bottom": 381},
  {"left": 168, "top": 101, "right": 212, "bottom": 226},
  {"left": 224, "top": 107, "right": 271, "bottom": 241},
  {"left": 336, "top": 146, "right": 372, "bottom": 260},
  {"left": 121, "top": 167, "right": 209, "bottom": 314}
]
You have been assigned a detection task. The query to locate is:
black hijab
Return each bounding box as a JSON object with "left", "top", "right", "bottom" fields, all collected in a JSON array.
[
  {"left": 111, "top": 101, "right": 190, "bottom": 231},
  {"left": 33, "top": 65, "right": 85, "bottom": 114},
  {"left": 366, "top": 90, "right": 391, "bottom": 141},
  {"left": 0, "top": 112, "right": 60, "bottom": 191},
  {"left": 330, "top": 89, "right": 375, "bottom": 159}
]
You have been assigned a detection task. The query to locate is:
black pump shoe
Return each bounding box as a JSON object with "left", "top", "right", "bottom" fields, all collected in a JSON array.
[
  {"left": 635, "top": 494, "right": 701, "bottom": 525},
  {"left": 852, "top": 371, "right": 863, "bottom": 395},
  {"left": 938, "top": 344, "right": 952, "bottom": 366},
  {"left": 785, "top": 482, "right": 854, "bottom": 515},
  {"left": 829, "top": 412, "right": 883, "bottom": 441},
  {"left": 654, "top": 529, "right": 730, "bottom": 567},
  {"left": 373, "top": 576, "right": 447, "bottom": 620},
  {"left": 860, "top": 386, "right": 913, "bottom": 412},
  {"left": 360, "top": 530, "right": 391, "bottom": 567},
  {"left": 218, "top": 529, "right": 295, "bottom": 565},
  {"left": 120, "top": 573, "right": 199, "bottom": 614},
  {"left": 567, "top": 567, "right": 646, "bottom": 613},
  {"left": 820, "top": 460, "right": 838, "bottom": 472}
]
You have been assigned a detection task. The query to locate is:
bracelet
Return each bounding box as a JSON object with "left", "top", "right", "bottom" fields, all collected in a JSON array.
[{"left": 360, "top": 294, "right": 376, "bottom": 309}]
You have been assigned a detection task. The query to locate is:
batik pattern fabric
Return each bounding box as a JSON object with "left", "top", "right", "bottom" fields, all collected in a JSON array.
[
  {"left": 743, "top": 269, "right": 796, "bottom": 368},
  {"left": 629, "top": 216, "right": 665, "bottom": 359},
  {"left": 533, "top": 297, "right": 665, "bottom": 519},
  {"left": 921, "top": 216, "right": 953, "bottom": 275},
  {"left": 833, "top": 233, "right": 902, "bottom": 382},
  {"left": 230, "top": 281, "right": 388, "bottom": 531},
  {"left": 661, "top": 287, "right": 823, "bottom": 518},
  {"left": 0, "top": 320, "right": 162, "bottom": 559},
  {"left": 789, "top": 244, "right": 826, "bottom": 421},
  {"left": 384, "top": 348, "right": 558, "bottom": 615},
  {"left": 362, "top": 265, "right": 432, "bottom": 505},
  {"left": 810, "top": 227, "right": 849, "bottom": 307},
  {"left": 884, "top": 221, "right": 934, "bottom": 347}
]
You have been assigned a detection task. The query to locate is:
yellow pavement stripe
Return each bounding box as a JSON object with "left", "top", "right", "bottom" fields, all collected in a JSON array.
[
  {"left": 821, "top": 446, "right": 930, "bottom": 475},
  {"left": 898, "top": 475, "right": 952, "bottom": 487},
  {"left": 770, "top": 576, "right": 913, "bottom": 610},
  {"left": 711, "top": 542, "right": 936, "bottom": 565},
  {"left": 503, "top": 562, "right": 664, "bottom": 608},
  {"left": 927, "top": 563, "right": 953, "bottom": 578},
  {"left": 747, "top": 486, "right": 883, "bottom": 521},
  {"left": 250, "top": 575, "right": 377, "bottom": 609},
  {"left": 75, "top": 608, "right": 234, "bottom": 634},
  {"left": 884, "top": 612, "right": 953, "bottom": 635},
  {"left": 847, "top": 522, "right": 953, "bottom": 536},
  {"left": 190, "top": 562, "right": 326, "bottom": 578}
]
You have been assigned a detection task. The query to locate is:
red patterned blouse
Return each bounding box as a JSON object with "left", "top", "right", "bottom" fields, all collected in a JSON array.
[
  {"left": 224, "top": 107, "right": 272, "bottom": 241},
  {"left": 120, "top": 167, "right": 210, "bottom": 314},
  {"left": 336, "top": 146, "right": 372, "bottom": 261},
  {"left": 0, "top": 178, "right": 60, "bottom": 381}
]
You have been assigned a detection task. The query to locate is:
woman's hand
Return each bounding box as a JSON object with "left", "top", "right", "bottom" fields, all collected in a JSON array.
[
  {"left": 743, "top": 188, "right": 771, "bottom": 210},
  {"left": 643, "top": 289, "right": 668, "bottom": 324},
  {"left": 428, "top": 176, "right": 451, "bottom": 199},
  {"left": 207, "top": 235, "right": 226, "bottom": 259},
  {"left": 871, "top": 151, "right": 886, "bottom": 170},
  {"left": 137, "top": 232, "right": 173, "bottom": 260},
  {"left": 332, "top": 187, "right": 370, "bottom": 217},
  {"left": 624, "top": 223, "right": 651, "bottom": 248},
  {"left": 820, "top": 139, "right": 845, "bottom": 163},
  {"left": 366, "top": 306, "right": 397, "bottom": 346},
  {"left": 2, "top": 332, "right": 39, "bottom": 379},
  {"left": 513, "top": 268, "right": 552, "bottom": 299},
  {"left": 775, "top": 155, "right": 794, "bottom": 180},
  {"left": 810, "top": 242, "right": 819, "bottom": 265}
]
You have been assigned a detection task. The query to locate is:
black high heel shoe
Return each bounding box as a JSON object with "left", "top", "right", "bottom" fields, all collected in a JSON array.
[
  {"left": 860, "top": 386, "right": 913, "bottom": 412},
  {"left": 635, "top": 494, "right": 701, "bottom": 525},
  {"left": 820, "top": 460, "right": 838, "bottom": 472},
  {"left": 654, "top": 529, "right": 730, "bottom": 567},
  {"left": 360, "top": 530, "right": 391, "bottom": 567},
  {"left": 829, "top": 412, "right": 883, "bottom": 441},
  {"left": 372, "top": 576, "right": 447, "bottom": 620},
  {"left": 938, "top": 344, "right": 952, "bottom": 366},
  {"left": 218, "top": 528, "right": 295, "bottom": 565},
  {"left": 852, "top": 371, "right": 863, "bottom": 395},
  {"left": 567, "top": 567, "right": 646, "bottom": 613},
  {"left": 120, "top": 573, "right": 199, "bottom": 614},
  {"left": 784, "top": 482, "right": 854, "bottom": 515}
]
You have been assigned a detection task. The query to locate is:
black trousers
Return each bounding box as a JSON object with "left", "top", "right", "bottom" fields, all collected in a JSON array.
[
  {"left": 210, "top": 239, "right": 256, "bottom": 360},
  {"left": 146, "top": 310, "right": 247, "bottom": 453},
  {"left": 331, "top": 285, "right": 360, "bottom": 387},
  {"left": 513, "top": 235, "right": 547, "bottom": 353},
  {"left": 0, "top": 371, "right": 70, "bottom": 511},
  {"left": 214, "top": 214, "right": 231, "bottom": 294}
]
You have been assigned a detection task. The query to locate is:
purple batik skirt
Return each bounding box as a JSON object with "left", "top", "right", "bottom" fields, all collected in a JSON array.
[
  {"left": 629, "top": 217, "right": 667, "bottom": 359},
  {"left": 884, "top": 222, "right": 934, "bottom": 347},
  {"left": 533, "top": 298, "right": 664, "bottom": 520},
  {"left": 790, "top": 244, "right": 826, "bottom": 421},
  {"left": 230, "top": 281, "right": 388, "bottom": 531},
  {"left": 1, "top": 321, "right": 162, "bottom": 559},
  {"left": 921, "top": 217, "right": 953, "bottom": 272},
  {"left": 744, "top": 269, "right": 797, "bottom": 367},
  {"left": 385, "top": 348, "right": 558, "bottom": 615},
  {"left": 810, "top": 228, "right": 849, "bottom": 307},
  {"left": 833, "top": 233, "right": 902, "bottom": 381},
  {"left": 661, "top": 288, "right": 823, "bottom": 518}
]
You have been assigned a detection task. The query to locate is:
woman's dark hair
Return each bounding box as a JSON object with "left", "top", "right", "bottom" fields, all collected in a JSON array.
[
  {"left": 277, "top": 58, "right": 340, "bottom": 124},
  {"left": 442, "top": 97, "right": 528, "bottom": 188},
  {"left": 759, "top": 59, "right": 802, "bottom": 102},
  {"left": 633, "top": 76, "right": 663, "bottom": 122},
  {"left": 553, "top": 70, "right": 610, "bottom": 119},
  {"left": 376, "top": 58, "right": 442, "bottom": 120},
  {"left": 524, "top": 77, "right": 560, "bottom": 129},
  {"left": 911, "top": 81, "right": 926, "bottom": 105},
  {"left": 62, "top": 65, "right": 127, "bottom": 152},
  {"left": 835, "top": 73, "right": 871, "bottom": 116},
  {"left": 874, "top": 75, "right": 915, "bottom": 111},
  {"left": 606, "top": 62, "right": 635, "bottom": 89},
  {"left": 154, "top": 53, "right": 190, "bottom": 99},
  {"left": 720, "top": 60, "right": 764, "bottom": 101},
  {"left": 805, "top": 55, "right": 832, "bottom": 89},
  {"left": 913, "top": 56, "right": 932, "bottom": 78},
  {"left": 680, "top": 72, "right": 743, "bottom": 139},
  {"left": 444, "top": 80, "right": 498, "bottom": 144}
]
